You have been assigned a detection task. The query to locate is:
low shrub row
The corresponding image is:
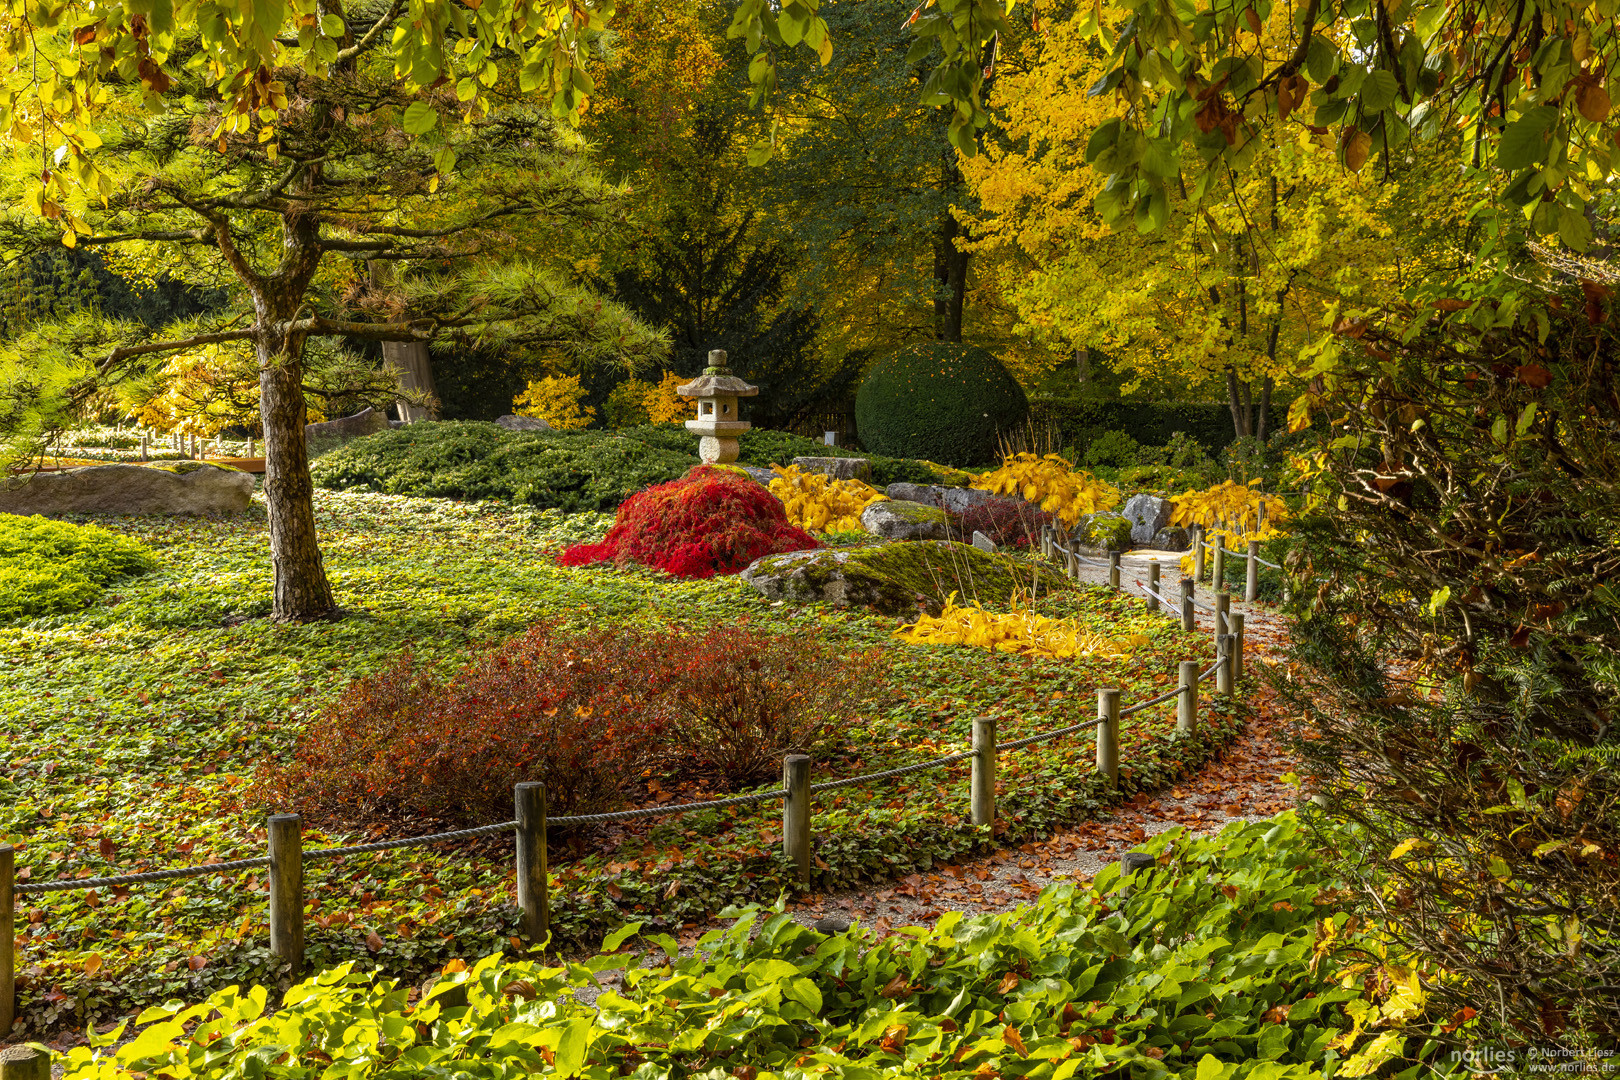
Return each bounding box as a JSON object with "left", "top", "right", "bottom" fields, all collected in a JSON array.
[
  {"left": 256, "top": 621, "right": 885, "bottom": 827},
  {"left": 310, "top": 423, "right": 946, "bottom": 509}
]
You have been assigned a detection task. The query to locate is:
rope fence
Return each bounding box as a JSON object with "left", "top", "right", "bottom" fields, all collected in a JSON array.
[
  {"left": 1041, "top": 520, "right": 1291, "bottom": 605},
  {"left": 0, "top": 526, "right": 1260, "bottom": 1033}
]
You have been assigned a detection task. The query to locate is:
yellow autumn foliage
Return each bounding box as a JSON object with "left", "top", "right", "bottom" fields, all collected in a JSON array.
[
  {"left": 971, "top": 453, "right": 1119, "bottom": 527},
  {"left": 895, "top": 594, "right": 1150, "bottom": 660},
  {"left": 644, "top": 371, "right": 693, "bottom": 424},
  {"left": 513, "top": 374, "right": 595, "bottom": 430},
  {"left": 1171, "top": 480, "right": 1289, "bottom": 574},
  {"left": 769, "top": 464, "right": 887, "bottom": 533}
]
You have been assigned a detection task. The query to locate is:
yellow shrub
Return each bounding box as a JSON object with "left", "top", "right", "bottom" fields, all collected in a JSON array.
[
  {"left": 1170, "top": 480, "right": 1288, "bottom": 574},
  {"left": 128, "top": 343, "right": 276, "bottom": 436},
  {"left": 894, "top": 595, "right": 1149, "bottom": 660},
  {"left": 644, "top": 372, "right": 693, "bottom": 424},
  {"left": 513, "top": 374, "right": 595, "bottom": 430},
  {"left": 970, "top": 452, "right": 1120, "bottom": 526},
  {"left": 769, "top": 464, "right": 887, "bottom": 533}
]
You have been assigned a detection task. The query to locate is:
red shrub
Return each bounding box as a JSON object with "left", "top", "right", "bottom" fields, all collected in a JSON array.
[
  {"left": 948, "top": 495, "right": 1055, "bottom": 549},
  {"left": 656, "top": 626, "right": 885, "bottom": 784},
  {"left": 560, "top": 466, "right": 818, "bottom": 577},
  {"left": 257, "top": 626, "right": 668, "bottom": 827}
]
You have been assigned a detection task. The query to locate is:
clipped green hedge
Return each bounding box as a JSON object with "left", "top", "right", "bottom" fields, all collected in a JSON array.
[
  {"left": 856, "top": 343, "right": 1029, "bottom": 466},
  {"left": 60, "top": 814, "right": 1433, "bottom": 1080},
  {"left": 1035, "top": 400, "right": 1285, "bottom": 456},
  {"left": 310, "top": 423, "right": 947, "bottom": 508},
  {"left": 0, "top": 514, "right": 157, "bottom": 622}
]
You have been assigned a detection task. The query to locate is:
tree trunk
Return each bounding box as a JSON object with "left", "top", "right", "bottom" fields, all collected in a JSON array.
[
  {"left": 258, "top": 322, "right": 336, "bottom": 622},
  {"left": 1225, "top": 367, "right": 1253, "bottom": 439},
  {"left": 1256, "top": 374, "right": 1274, "bottom": 444},
  {"left": 385, "top": 340, "right": 438, "bottom": 421},
  {"left": 933, "top": 211, "right": 968, "bottom": 342}
]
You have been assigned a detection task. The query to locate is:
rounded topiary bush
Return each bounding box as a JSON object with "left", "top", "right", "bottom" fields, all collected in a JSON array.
[{"left": 854, "top": 343, "right": 1029, "bottom": 466}]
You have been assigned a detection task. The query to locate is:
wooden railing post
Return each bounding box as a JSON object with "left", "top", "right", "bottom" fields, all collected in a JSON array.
[
  {"left": 516, "top": 782, "right": 549, "bottom": 943},
  {"left": 1180, "top": 576, "right": 1195, "bottom": 632},
  {"left": 1066, "top": 542, "right": 1079, "bottom": 579},
  {"left": 1215, "top": 632, "right": 1233, "bottom": 698},
  {"left": 971, "top": 718, "right": 997, "bottom": 830},
  {"left": 1245, "top": 541, "right": 1260, "bottom": 602},
  {"left": 1, "top": 844, "right": 14, "bottom": 1038},
  {"left": 268, "top": 814, "right": 304, "bottom": 979},
  {"left": 1231, "top": 613, "right": 1245, "bottom": 683},
  {"left": 0, "top": 1046, "right": 49, "bottom": 1080},
  {"left": 1146, "top": 559, "right": 1161, "bottom": 612},
  {"left": 1177, "top": 661, "right": 1199, "bottom": 735},
  {"left": 1096, "top": 689, "right": 1120, "bottom": 786},
  {"left": 1212, "top": 540, "right": 1226, "bottom": 593},
  {"left": 1214, "top": 590, "right": 1230, "bottom": 638},
  {"left": 1108, "top": 550, "right": 1121, "bottom": 590},
  {"left": 782, "top": 756, "right": 811, "bottom": 884},
  {"left": 1193, "top": 527, "right": 1206, "bottom": 581}
]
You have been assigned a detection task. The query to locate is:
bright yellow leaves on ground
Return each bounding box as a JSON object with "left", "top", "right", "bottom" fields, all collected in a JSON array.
[
  {"left": 769, "top": 465, "right": 886, "bottom": 533},
  {"left": 971, "top": 453, "right": 1120, "bottom": 527},
  {"left": 895, "top": 595, "right": 1149, "bottom": 660}
]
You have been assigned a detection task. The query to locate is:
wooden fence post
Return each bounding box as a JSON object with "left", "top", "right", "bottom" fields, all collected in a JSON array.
[
  {"left": 0, "top": 1047, "right": 49, "bottom": 1080},
  {"left": 1193, "top": 527, "right": 1206, "bottom": 581},
  {"left": 1146, "top": 560, "right": 1160, "bottom": 612},
  {"left": 515, "top": 782, "right": 549, "bottom": 943},
  {"left": 1245, "top": 541, "right": 1260, "bottom": 603},
  {"left": 1180, "top": 576, "right": 1195, "bottom": 632},
  {"left": 1, "top": 844, "right": 14, "bottom": 1038},
  {"left": 1108, "top": 550, "right": 1121, "bottom": 590},
  {"left": 1066, "top": 542, "right": 1079, "bottom": 579},
  {"left": 1212, "top": 540, "right": 1226, "bottom": 593},
  {"left": 267, "top": 814, "right": 304, "bottom": 979},
  {"left": 1231, "top": 613, "right": 1245, "bottom": 682},
  {"left": 783, "top": 756, "right": 811, "bottom": 884},
  {"left": 1214, "top": 590, "right": 1230, "bottom": 637},
  {"left": 1096, "top": 689, "right": 1120, "bottom": 786},
  {"left": 139, "top": 434, "right": 149, "bottom": 462},
  {"left": 1215, "top": 631, "right": 1233, "bottom": 698},
  {"left": 971, "top": 718, "right": 997, "bottom": 830},
  {"left": 1177, "top": 661, "right": 1199, "bottom": 735}
]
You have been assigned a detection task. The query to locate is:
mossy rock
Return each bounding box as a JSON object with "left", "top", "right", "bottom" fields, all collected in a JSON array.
[
  {"left": 860, "top": 499, "right": 949, "bottom": 541},
  {"left": 741, "top": 540, "right": 1069, "bottom": 616},
  {"left": 1078, "top": 512, "right": 1133, "bottom": 552}
]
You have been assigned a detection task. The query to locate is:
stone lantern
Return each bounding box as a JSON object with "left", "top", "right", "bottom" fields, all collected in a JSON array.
[{"left": 677, "top": 349, "right": 758, "bottom": 464}]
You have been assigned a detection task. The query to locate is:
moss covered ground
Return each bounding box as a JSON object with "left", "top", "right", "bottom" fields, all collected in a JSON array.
[{"left": 0, "top": 490, "right": 1237, "bottom": 1038}]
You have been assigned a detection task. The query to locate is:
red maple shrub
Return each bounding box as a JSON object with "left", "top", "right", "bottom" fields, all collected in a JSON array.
[{"left": 559, "top": 465, "right": 818, "bottom": 578}]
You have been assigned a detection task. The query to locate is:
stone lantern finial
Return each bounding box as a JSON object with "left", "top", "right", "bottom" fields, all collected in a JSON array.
[{"left": 677, "top": 349, "right": 758, "bottom": 464}]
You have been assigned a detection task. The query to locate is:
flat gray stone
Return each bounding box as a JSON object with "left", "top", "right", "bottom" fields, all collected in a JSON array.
[
  {"left": 1122, "top": 493, "right": 1174, "bottom": 545},
  {"left": 882, "top": 483, "right": 993, "bottom": 514},
  {"left": 860, "top": 499, "right": 949, "bottom": 541},
  {"left": 737, "top": 465, "right": 776, "bottom": 486},
  {"left": 495, "top": 414, "right": 552, "bottom": 432},
  {"left": 971, "top": 530, "right": 996, "bottom": 552},
  {"left": 306, "top": 406, "right": 390, "bottom": 440},
  {"left": 792, "top": 456, "right": 872, "bottom": 482},
  {"left": 0, "top": 462, "right": 255, "bottom": 517}
]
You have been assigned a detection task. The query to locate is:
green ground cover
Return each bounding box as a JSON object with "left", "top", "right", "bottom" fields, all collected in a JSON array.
[{"left": 0, "top": 490, "right": 1235, "bottom": 1037}]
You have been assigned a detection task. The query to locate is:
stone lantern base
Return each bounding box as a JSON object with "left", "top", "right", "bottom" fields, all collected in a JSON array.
[{"left": 699, "top": 435, "right": 740, "bottom": 465}]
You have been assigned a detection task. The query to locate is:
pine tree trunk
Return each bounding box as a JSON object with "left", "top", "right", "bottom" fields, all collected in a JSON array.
[{"left": 258, "top": 324, "right": 335, "bottom": 622}]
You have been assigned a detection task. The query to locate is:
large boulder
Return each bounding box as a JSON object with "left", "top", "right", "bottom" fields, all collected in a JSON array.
[
  {"left": 306, "top": 406, "right": 391, "bottom": 441},
  {"left": 791, "top": 456, "right": 872, "bottom": 482},
  {"left": 1121, "top": 493, "right": 1175, "bottom": 545},
  {"left": 495, "top": 414, "right": 552, "bottom": 432},
  {"left": 1077, "top": 512, "right": 1133, "bottom": 552},
  {"left": 861, "top": 500, "right": 949, "bottom": 541},
  {"left": 1151, "top": 526, "right": 1191, "bottom": 551},
  {"left": 0, "top": 463, "right": 255, "bottom": 517},
  {"left": 742, "top": 540, "right": 1070, "bottom": 616}
]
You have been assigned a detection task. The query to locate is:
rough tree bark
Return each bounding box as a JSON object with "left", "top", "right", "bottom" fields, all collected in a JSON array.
[{"left": 933, "top": 211, "right": 969, "bottom": 343}]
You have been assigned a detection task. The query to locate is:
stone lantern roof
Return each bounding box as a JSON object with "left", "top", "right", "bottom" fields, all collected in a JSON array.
[{"left": 676, "top": 351, "right": 759, "bottom": 399}]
